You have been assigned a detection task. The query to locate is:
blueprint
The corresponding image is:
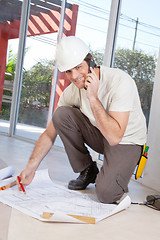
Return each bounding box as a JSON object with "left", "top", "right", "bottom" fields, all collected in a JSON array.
[
  {"left": 0, "top": 166, "right": 15, "bottom": 180},
  {"left": 0, "top": 169, "right": 131, "bottom": 224}
]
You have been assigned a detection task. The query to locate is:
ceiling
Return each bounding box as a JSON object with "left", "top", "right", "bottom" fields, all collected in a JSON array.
[{"left": 0, "top": 0, "right": 72, "bottom": 24}]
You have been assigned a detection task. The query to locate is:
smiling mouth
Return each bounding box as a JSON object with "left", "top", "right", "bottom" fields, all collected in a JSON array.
[{"left": 74, "top": 77, "right": 84, "bottom": 83}]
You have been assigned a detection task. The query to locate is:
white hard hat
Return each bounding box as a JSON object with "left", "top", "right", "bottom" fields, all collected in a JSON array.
[{"left": 56, "top": 36, "right": 89, "bottom": 72}]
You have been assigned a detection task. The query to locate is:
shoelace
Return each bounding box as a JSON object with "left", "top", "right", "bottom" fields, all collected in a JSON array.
[{"left": 78, "top": 166, "right": 91, "bottom": 180}]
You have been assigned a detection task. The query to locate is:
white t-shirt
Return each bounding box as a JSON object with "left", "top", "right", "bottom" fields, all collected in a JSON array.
[{"left": 58, "top": 66, "right": 147, "bottom": 145}]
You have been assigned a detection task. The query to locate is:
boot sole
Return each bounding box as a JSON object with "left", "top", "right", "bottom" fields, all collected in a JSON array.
[{"left": 68, "top": 181, "right": 96, "bottom": 190}]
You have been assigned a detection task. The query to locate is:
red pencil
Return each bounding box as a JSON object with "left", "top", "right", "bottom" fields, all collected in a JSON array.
[{"left": 17, "top": 176, "right": 26, "bottom": 194}]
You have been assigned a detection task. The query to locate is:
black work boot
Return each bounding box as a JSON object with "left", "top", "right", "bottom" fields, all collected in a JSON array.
[{"left": 68, "top": 161, "right": 99, "bottom": 190}]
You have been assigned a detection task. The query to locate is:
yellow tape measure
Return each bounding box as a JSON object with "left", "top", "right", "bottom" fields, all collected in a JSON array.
[{"left": 135, "top": 145, "right": 149, "bottom": 180}]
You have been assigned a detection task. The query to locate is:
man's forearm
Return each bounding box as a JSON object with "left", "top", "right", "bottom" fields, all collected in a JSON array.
[
  {"left": 89, "top": 98, "right": 125, "bottom": 146},
  {"left": 26, "top": 121, "right": 57, "bottom": 171}
]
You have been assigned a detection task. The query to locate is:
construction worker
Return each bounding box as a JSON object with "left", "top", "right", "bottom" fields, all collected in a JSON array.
[{"left": 18, "top": 36, "right": 147, "bottom": 203}]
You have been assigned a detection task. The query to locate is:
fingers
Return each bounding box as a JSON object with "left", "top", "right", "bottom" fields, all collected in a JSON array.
[
  {"left": 16, "top": 177, "right": 22, "bottom": 191},
  {"left": 89, "top": 66, "right": 97, "bottom": 76},
  {"left": 16, "top": 171, "right": 28, "bottom": 191},
  {"left": 84, "top": 75, "right": 92, "bottom": 90},
  {"left": 17, "top": 169, "right": 35, "bottom": 191},
  {"left": 16, "top": 175, "right": 25, "bottom": 191},
  {"left": 86, "top": 67, "right": 97, "bottom": 83},
  {"left": 85, "top": 72, "right": 96, "bottom": 89},
  {"left": 17, "top": 176, "right": 26, "bottom": 194}
]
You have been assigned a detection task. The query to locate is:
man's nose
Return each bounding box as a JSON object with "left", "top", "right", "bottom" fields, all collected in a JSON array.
[{"left": 71, "top": 70, "right": 79, "bottom": 80}]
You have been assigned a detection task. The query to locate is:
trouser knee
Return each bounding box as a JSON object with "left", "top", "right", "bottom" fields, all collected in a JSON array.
[
  {"left": 96, "top": 187, "right": 123, "bottom": 204},
  {"left": 95, "top": 176, "right": 127, "bottom": 203},
  {"left": 52, "top": 106, "right": 70, "bottom": 129}
]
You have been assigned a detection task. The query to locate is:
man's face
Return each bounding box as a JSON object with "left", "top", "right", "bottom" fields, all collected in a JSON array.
[{"left": 65, "top": 61, "right": 88, "bottom": 89}]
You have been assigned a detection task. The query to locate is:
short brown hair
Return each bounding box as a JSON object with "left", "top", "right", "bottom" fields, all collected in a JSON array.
[{"left": 84, "top": 53, "right": 97, "bottom": 67}]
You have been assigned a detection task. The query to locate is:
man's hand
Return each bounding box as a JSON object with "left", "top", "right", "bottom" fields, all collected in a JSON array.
[
  {"left": 85, "top": 67, "right": 100, "bottom": 102},
  {"left": 17, "top": 168, "right": 35, "bottom": 190}
]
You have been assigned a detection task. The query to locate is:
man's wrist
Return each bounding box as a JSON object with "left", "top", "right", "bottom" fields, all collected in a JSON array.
[
  {"left": 89, "top": 96, "right": 99, "bottom": 105},
  {"left": 27, "top": 159, "right": 39, "bottom": 171}
]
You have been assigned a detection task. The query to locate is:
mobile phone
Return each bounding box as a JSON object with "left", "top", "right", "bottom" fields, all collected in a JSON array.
[{"left": 89, "top": 60, "right": 96, "bottom": 73}]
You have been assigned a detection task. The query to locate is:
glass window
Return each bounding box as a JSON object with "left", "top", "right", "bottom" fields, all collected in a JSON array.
[
  {"left": 15, "top": 33, "right": 57, "bottom": 140},
  {"left": 113, "top": 0, "right": 159, "bottom": 126},
  {"left": 14, "top": 0, "right": 112, "bottom": 142},
  {"left": 15, "top": 1, "right": 62, "bottom": 141},
  {"left": 0, "top": 0, "right": 22, "bottom": 134},
  {"left": 68, "top": 0, "right": 112, "bottom": 65}
]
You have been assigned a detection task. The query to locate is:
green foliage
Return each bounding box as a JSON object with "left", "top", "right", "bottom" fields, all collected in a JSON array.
[
  {"left": 1, "top": 50, "right": 54, "bottom": 124},
  {"left": 5, "top": 49, "right": 17, "bottom": 81},
  {"left": 91, "top": 50, "right": 104, "bottom": 66},
  {"left": 21, "top": 59, "right": 54, "bottom": 107},
  {"left": 1, "top": 103, "right": 10, "bottom": 120},
  {"left": 114, "top": 48, "right": 156, "bottom": 83},
  {"left": 0, "top": 50, "right": 16, "bottom": 120}
]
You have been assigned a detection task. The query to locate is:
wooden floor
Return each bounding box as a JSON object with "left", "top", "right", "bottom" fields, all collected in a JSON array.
[{"left": 0, "top": 134, "right": 160, "bottom": 240}]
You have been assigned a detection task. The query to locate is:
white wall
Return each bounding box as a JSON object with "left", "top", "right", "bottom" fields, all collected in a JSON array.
[{"left": 141, "top": 48, "right": 160, "bottom": 192}]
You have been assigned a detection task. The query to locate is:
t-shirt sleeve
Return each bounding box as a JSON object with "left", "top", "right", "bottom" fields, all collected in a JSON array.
[
  {"left": 58, "top": 90, "right": 68, "bottom": 107},
  {"left": 58, "top": 84, "right": 80, "bottom": 108}
]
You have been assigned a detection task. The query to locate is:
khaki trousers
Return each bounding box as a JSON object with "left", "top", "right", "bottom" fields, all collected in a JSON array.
[{"left": 52, "top": 106, "right": 142, "bottom": 203}]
